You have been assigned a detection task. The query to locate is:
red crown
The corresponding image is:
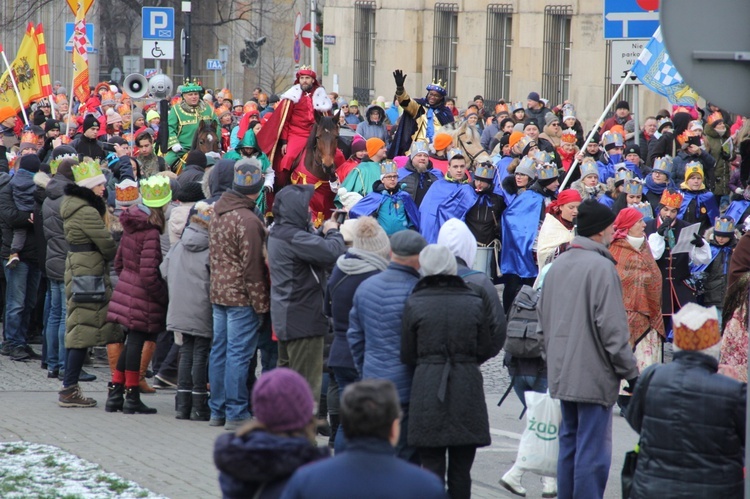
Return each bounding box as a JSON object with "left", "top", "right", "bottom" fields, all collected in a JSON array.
[{"left": 660, "top": 190, "right": 683, "bottom": 210}]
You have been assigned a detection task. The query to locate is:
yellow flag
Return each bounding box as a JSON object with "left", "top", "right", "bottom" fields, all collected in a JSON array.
[
  {"left": 0, "top": 23, "right": 45, "bottom": 111},
  {"left": 72, "top": 1, "right": 91, "bottom": 103}
]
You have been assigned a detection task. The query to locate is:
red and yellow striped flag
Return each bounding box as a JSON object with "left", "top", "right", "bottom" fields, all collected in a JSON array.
[
  {"left": 34, "top": 23, "right": 53, "bottom": 98},
  {"left": 0, "top": 23, "right": 46, "bottom": 111},
  {"left": 72, "top": 1, "right": 91, "bottom": 103}
]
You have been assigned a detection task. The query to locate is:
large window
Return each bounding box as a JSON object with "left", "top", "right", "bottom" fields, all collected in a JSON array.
[
  {"left": 603, "top": 40, "right": 636, "bottom": 112},
  {"left": 432, "top": 3, "right": 458, "bottom": 98},
  {"left": 353, "top": 1, "right": 376, "bottom": 104},
  {"left": 541, "top": 5, "right": 572, "bottom": 105},
  {"left": 485, "top": 4, "right": 513, "bottom": 103}
]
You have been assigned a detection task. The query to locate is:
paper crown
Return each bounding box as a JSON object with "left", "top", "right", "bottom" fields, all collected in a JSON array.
[
  {"left": 72, "top": 160, "right": 103, "bottom": 184},
  {"left": 714, "top": 216, "right": 735, "bottom": 236},
  {"left": 536, "top": 163, "right": 559, "bottom": 180},
  {"left": 234, "top": 161, "right": 263, "bottom": 188},
  {"left": 624, "top": 178, "right": 644, "bottom": 196},
  {"left": 140, "top": 175, "right": 172, "bottom": 208},
  {"left": 510, "top": 102, "right": 524, "bottom": 113},
  {"left": 517, "top": 136, "right": 535, "bottom": 152},
  {"left": 660, "top": 189, "right": 683, "bottom": 210},
  {"left": 21, "top": 130, "right": 42, "bottom": 146},
  {"left": 633, "top": 201, "right": 653, "bottom": 220},
  {"left": 447, "top": 148, "right": 465, "bottom": 162},
  {"left": 652, "top": 156, "right": 674, "bottom": 176},
  {"left": 494, "top": 102, "right": 508, "bottom": 115},
  {"left": 49, "top": 152, "right": 77, "bottom": 175},
  {"left": 221, "top": 88, "right": 233, "bottom": 101},
  {"left": 673, "top": 303, "right": 721, "bottom": 352},
  {"left": 561, "top": 104, "right": 576, "bottom": 120},
  {"left": 657, "top": 116, "right": 673, "bottom": 131},
  {"left": 296, "top": 65, "right": 317, "bottom": 79},
  {"left": 515, "top": 157, "right": 538, "bottom": 179},
  {"left": 474, "top": 163, "right": 496, "bottom": 182},
  {"left": 380, "top": 160, "right": 398, "bottom": 176},
  {"left": 561, "top": 129, "right": 578, "bottom": 144},
  {"left": 602, "top": 131, "right": 624, "bottom": 149},
  {"left": 579, "top": 159, "right": 599, "bottom": 179},
  {"left": 615, "top": 167, "right": 634, "bottom": 183},
  {"left": 678, "top": 129, "right": 699, "bottom": 145},
  {"left": 707, "top": 111, "right": 724, "bottom": 127},
  {"left": 181, "top": 78, "right": 203, "bottom": 93},
  {"left": 684, "top": 161, "right": 704, "bottom": 180},
  {"left": 533, "top": 150, "right": 553, "bottom": 165},
  {"left": 409, "top": 140, "right": 430, "bottom": 157},
  {"left": 115, "top": 179, "right": 140, "bottom": 207},
  {"left": 426, "top": 78, "right": 447, "bottom": 96}
]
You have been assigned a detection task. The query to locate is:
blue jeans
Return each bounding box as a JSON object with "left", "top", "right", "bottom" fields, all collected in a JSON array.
[
  {"left": 208, "top": 304, "right": 260, "bottom": 422},
  {"left": 45, "top": 279, "right": 67, "bottom": 370},
  {"left": 3, "top": 262, "right": 41, "bottom": 347},
  {"left": 513, "top": 375, "right": 549, "bottom": 408},
  {"left": 558, "top": 401, "right": 613, "bottom": 499}
]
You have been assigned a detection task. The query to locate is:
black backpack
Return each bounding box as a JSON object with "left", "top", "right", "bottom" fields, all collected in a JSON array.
[{"left": 504, "top": 284, "right": 544, "bottom": 359}]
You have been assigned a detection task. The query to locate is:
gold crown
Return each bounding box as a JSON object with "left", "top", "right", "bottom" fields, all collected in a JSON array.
[{"left": 71, "top": 160, "right": 103, "bottom": 183}]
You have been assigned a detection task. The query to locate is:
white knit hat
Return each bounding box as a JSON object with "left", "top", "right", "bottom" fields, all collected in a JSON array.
[{"left": 352, "top": 216, "right": 391, "bottom": 260}]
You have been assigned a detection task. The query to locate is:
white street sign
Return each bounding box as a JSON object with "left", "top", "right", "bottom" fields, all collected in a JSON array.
[
  {"left": 610, "top": 39, "right": 647, "bottom": 84},
  {"left": 143, "top": 40, "right": 174, "bottom": 60}
]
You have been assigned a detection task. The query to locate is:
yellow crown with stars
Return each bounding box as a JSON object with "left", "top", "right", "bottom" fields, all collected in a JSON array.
[
  {"left": 72, "top": 159, "right": 104, "bottom": 185},
  {"left": 140, "top": 175, "right": 172, "bottom": 208}
]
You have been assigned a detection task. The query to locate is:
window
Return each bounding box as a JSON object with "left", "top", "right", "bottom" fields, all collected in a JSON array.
[
  {"left": 485, "top": 4, "right": 513, "bottom": 103},
  {"left": 353, "top": 1, "right": 376, "bottom": 104},
  {"left": 603, "top": 40, "right": 635, "bottom": 113},
  {"left": 541, "top": 5, "right": 572, "bottom": 105},
  {"left": 432, "top": 3, "right": 459, "bottom": 98}
]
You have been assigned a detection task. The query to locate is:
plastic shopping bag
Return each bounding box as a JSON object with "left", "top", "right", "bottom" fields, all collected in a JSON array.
[{"left": 516, "top": 390, "right": 561, "bottom": 477}]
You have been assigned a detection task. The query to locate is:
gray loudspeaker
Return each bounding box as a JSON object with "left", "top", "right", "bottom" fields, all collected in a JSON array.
[{"left": 123, "top": 73, "right": 149, "bottom": 98}]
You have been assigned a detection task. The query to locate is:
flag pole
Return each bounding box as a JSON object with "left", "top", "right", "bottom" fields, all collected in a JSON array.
[
  {"left": 559, "top": 71, "right": 632, "bottom": 191},
  {"left": 0, "top": 44, "right": 30, "bottom": 126},
  {"left": 67, "top": 68, "right": 76, "bottom": 138}
]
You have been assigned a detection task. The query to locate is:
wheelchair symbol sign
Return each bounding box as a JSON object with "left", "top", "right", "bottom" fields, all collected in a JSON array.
[{"left": 143, "top": 40, "right": 174, "bottom": 60}]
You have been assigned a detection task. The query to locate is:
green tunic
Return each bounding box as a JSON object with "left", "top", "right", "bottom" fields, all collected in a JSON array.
[
  {"left": 164, "top": 100, "right": 219, "bottom": 167},
  {"left": 339, "top": 161, "right": 382, "bottom": 197}
]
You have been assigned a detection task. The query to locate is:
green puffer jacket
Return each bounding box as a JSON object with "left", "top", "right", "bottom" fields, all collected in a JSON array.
[{"left": 61, "top": 183, "right": 122, "bottom": 348}]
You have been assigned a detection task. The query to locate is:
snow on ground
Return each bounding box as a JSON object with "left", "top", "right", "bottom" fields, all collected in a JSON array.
[{"left": 0, "top": 442, "right": 166, "bottom": 498}]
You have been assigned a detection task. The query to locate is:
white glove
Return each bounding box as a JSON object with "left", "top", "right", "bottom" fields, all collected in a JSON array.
[
  {"left": 735, "top": 187, "right": 744, "bottom": 195},
  {"left": 171, "top": 144, "right": 183, "bottom": 153},
  {"left": 205, "top": 151, "right": 221, "bottom": 159}
]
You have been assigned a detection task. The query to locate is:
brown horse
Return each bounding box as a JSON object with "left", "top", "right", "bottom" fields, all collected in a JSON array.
[
  {"left": 174, "top": 120, "right": 221, "bottom": 174},
  {"left": 289, "top": 111, "right": 341, "bottom": 226}
]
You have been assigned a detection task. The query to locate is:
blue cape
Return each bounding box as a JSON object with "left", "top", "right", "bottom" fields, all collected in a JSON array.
[
  {"left": 418, "top": 179, "right": 477, "bottom": 243},
  {"left": 678, "top": 189, "right": 719, "bottom": 223},
  {"left": 691, "top": 244, "right": 733, "bottom": 274},
  {"left": 494, "top": 156, "right": 514, "bottom": 192},
  {"left": 349, "top": 189, "right": 420, "bottom": 230},
  {"left": 500, "top": 190, "right": 544, "bottom": 278},
  {"left": 725, "top": 200, "right": 750, "bottom": 226}
]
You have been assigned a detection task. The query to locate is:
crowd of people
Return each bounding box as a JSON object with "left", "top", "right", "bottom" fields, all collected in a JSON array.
[{"left": 0, "top": 64, "right": 747, "bottom": 499}]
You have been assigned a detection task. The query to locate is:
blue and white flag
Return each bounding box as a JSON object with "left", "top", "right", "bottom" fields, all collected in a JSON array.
[{"left": 631, "top": 27, "right": 699, "bottom": 105}]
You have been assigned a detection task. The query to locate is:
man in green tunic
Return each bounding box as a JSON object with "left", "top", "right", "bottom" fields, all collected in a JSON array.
[{"left": 164, "top": 79, "right": 219, "bottom": 171}]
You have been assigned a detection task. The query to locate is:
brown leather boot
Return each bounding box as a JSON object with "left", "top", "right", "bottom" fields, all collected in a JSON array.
[
  {"left": 139, "top": 340, "right": 156, "bottom": 394},
  {"left": 106, "top": 342, "right": 124, "bottom": 377}
]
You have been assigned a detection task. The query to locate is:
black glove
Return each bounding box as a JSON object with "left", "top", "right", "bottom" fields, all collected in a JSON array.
[
  {"left": 623, "top": 377, "right": 639, "bottom": 394},
  {"left": 691, "top": 233, "right": 705, "bottom": 247},
  {"left": 657, "top": 218, "right": 672, "bottom": 236},
  {"left": 393, "top": 69, "right": 407, "bottom": 90}
]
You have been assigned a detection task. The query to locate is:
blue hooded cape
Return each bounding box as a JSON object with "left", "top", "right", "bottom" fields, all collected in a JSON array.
[
  {"left": 349, "top": 189, "right": 420, "bottom": 234},
  {"left": 678, "top": 189, "right": 719, "bottom": 224},
  {"left": 500, "top": 190, "right": 544, "bottom": 278},
  {"left": 418, "top": 179, "right": 477, "bottom": 243}
]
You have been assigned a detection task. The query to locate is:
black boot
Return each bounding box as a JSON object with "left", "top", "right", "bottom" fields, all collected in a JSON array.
[
  {"left": 316, "top": 392, "right": 331, "bottom": 436},
  {"left": 105, "top": 383, "right": 125, "bottom": 413},
  {"left": 190, "top": 391, "right": 210, "bottom": 421},
  {"left": 328, "top": 414, "right": 340, "bottom": 449},
  {"left": 123, "top": 387, "right": 157, "bottom": 414},
  {"left": 175, "top": 390, "right": 192, "bottom": 420}
]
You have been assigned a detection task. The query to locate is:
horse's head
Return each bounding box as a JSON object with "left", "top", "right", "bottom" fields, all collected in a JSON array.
[
  {"left": 193, "top": 120, "right": 220, "bottom": 153},
  {"left": 313, "top": 112, "right": 340, "bottom": 175}
]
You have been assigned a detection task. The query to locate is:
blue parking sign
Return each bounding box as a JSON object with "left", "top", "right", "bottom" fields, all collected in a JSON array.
[{"left": 142, "top": 7, "right": 175, "bottom": 40}]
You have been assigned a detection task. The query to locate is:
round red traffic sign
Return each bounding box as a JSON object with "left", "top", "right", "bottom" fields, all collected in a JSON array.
[{"left": 300, "top": 22, "right": 319, "bottom": 48}]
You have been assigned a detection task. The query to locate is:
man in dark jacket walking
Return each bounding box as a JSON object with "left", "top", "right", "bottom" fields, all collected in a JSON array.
[
  {"left": 268, "top": 184, "right": 346, "bottom": 412},
  {"left": 281, "top": 379, "right": 447, "bottom": 499},
  {"left": 626, "top": 303, "right": 745, "bottom": 499},
  {"left": 347, "top": 229, "right": 427, "bottom": 462},
  {"left": 539, "top": 200, "right": 639, "bottom": 499}
]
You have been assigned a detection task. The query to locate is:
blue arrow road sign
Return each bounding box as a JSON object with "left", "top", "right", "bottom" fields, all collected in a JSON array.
[
  {"left": 142, "top": 7, "right": 175, "bottom": 40},
  {"left": 64, "top": 23, "right": 95, "bottom": 53},
  {"left": 603, "top": 0, "right": 659, "bottom": 40}
]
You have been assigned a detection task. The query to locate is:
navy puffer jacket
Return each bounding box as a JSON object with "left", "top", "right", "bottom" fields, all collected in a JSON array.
[{"left": 106, "top": 205, "right": 168, "bottom": 333}]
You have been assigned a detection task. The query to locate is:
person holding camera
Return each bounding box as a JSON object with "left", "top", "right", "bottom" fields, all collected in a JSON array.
[{"left": 645, "top": 189, "right": 711, "bottom": 338}]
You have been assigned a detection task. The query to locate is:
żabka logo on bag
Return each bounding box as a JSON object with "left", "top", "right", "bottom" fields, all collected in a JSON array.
[{"left": 528, "top": 417, "right": 558, "bottom": 441}]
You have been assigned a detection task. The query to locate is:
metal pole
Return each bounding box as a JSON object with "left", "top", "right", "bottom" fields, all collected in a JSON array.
[
  {"left": 183, "top": 1, "right": 192, "bottom": 80},
  {"left": 632, "top": 79, "right": 639, "bottom": 148},
  {"left": 559, "top": 71, "right": 632, "bottom": 190},
  {"left": 0, "top": 47, "right": 30, "bottom": 126},
  {"left": 310, "top": 0, "right": 316, "bottom": 73}
]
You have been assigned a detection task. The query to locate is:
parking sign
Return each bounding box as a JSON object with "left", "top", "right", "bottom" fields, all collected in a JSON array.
[{"left": 142, "top": 7, "right": 175, "bottom": 40}]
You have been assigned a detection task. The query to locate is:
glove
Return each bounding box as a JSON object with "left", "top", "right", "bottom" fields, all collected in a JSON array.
[
  {"left": 171, "top": 144, "right": 183, "bottom": 153},
  {"left": 657, "top": 218, "right": 672, "bottom": 236},
  {"left": 623, "top": 377, "right": 639, "bottom": 394},
  {"left": 736, "top": 187, "right": 744, "bottom": 195},
  {"left": 393, "top": 69, "right": 407, "bottom": 90},
  {"left": 691, "top": 233, "right": 705, "bottom": 247}
]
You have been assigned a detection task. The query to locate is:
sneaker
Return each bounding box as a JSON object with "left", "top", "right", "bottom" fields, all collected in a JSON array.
[
  {"left": 79, "top": 369, "right": 97, "bottom": 382},
  {"left": 5, "top": 253, "right": 19, "bottom": 269},
  {"left": 58, "top": 384, "right": 97, "bottom": 408},
  {"left": 9, "top": 345, "right": 30, "bottom": 362},
  {"left": 542, "top": 476, "right": 557, "bottom": 498},
  {"left": 47, "top": 369, "right": 59, "bottom": 379},
  {"left": 499, "top": 468, "right": 527, "bottom": 497},
  {"left": 224, "top": 419, "right": 250, "bottom": 432},
  {"left": 24, "top": 344, "right": 42, "bottom": 360},
  {"left": 0, "top": 342, "right": 12, "bottom": 356},
  {"left": 153, "top": 374, "right": 177, "bottom": 389},
  {"left": 209, "top": 418, "right": 226, "bottom": 427}
]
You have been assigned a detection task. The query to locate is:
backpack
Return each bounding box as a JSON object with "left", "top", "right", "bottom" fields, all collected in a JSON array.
[{"left": 504, "top": 284, "right": 544, "bottom": 359}]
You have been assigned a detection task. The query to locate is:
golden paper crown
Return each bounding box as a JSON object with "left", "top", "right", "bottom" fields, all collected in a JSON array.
[
  {"left": 707, "top": 112, "right": 724, "bottom": 127},
  {"left": 673, "top": 303, "right": 721, "bottom": 351},
  {"left": 561, "top": 129, "right": 578, "bottom": 144},
  {"left": 181, "top": 78, "right": 203, "bottom": 93}
]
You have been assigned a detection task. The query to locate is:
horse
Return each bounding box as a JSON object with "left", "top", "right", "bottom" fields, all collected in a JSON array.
[
  {"left": 173, "top": 119, "right": 221, "bottom": 174},
  {"left": 450, "top": 120, "right": 487, "bottom": 169},
  {"left": 288, "top": 111, "right": 343, "bottom": 227}
]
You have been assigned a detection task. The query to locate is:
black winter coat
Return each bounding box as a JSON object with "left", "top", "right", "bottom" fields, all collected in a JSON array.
[
  {"left": 401, "top": 274, "right": 499, "bottom": 448},
  {"left": 399, "top": 160, "right": 441, "bottom": 207},
  {"left": 42, "top": 174, "right": 74, "bottom": 281},
  {"left": 626, "top": 352, "right": 745, "bottom": 499},
  {"left": 0, "top": 173, "right": 37, "bottom": 262}
]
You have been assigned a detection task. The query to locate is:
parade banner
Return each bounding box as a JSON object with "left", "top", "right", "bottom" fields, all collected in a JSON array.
[
  {"left": 35, "top": 23, "right": 53, "bottom": 100},
  {"left": 631, "top": 27, "right": 700, "bottom": 106},
  {"left": 0, "top": 23, "right": 46, "bottom": 112},
  {"left": 72, "top": 0, "right": 91, "bottom": 103}
]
